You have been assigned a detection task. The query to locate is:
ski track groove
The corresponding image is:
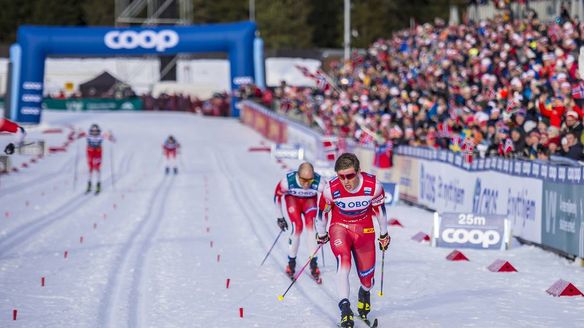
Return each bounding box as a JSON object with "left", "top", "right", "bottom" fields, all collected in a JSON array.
[
  {"left": 214, "top": 151, "right": 340, "bottom": 326},
  {"left": 0, "top": 152, "right": 133, "bottom": 258},
  {"left": 0, "top": 152, "right": 75, "bottom": 197},
  {"left": 97, "top": 174, "right": 175, "bottom": 328}
]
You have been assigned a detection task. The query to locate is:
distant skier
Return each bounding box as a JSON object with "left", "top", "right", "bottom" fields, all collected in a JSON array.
[
  {"left": 274, "top": 162, "right": 325, "bottom": 282},
  {"left": 162, "top": 135, "right": 180, "bottom": 174},
  {"left": 316, "top": 153, "right": 390, "bottom": 328},
  {"left": 85, "top": 124, "right": 113, "bottom": 194},
  {"left": 1, "top": 118, "right": 26, "bottom": 155}
]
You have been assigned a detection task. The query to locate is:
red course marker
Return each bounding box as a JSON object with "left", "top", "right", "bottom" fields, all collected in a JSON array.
[
  {"left": 217, "top": 254, "right": 221, "bottom": 262},
  {"left": 13, "top": 309, "right": 17, "bottom": 320},
  {"left": 80, "top": 236, "right": 84, "bottom": 244},
  {"left": 64, "top": 251, "right": 68, "bottom": 259},
  {"left": 239, "top": 307, "right": 243, "bottom": 318},
  {"left": 226, "top": 278, "right": 230, "bottom": 288},
  {"left": 41, "top": 277, "right": 45, "bottom": 287}
]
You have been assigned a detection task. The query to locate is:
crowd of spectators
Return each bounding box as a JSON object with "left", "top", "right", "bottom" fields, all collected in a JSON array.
[
  {"left": 140, "top": 92, "right": 231, "bottom": 116},
  {"left": 271, "top": 11, "right": 584, "bottom": 163}
]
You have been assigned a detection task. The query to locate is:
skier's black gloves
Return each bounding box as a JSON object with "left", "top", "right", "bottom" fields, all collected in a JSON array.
[
  {"left": 277, "top": 217, "right": 288, "bottom": 231},
  {"left": 316, "top": 232, "right": 330, "bottom": 245},
  {"left": 4, "top": 143, "right": 15, "bottom": 155}
]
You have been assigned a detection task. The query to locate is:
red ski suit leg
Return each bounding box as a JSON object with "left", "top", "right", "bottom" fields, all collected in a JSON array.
[
  {"left": 284, "top": 195, "right": 318, "bottom": 258},
  {"left": 87, "top": 147, "right": 102, "bottom": 172},
  {"left": 329, "top": 221, "right": 376, "bottom": 299}
]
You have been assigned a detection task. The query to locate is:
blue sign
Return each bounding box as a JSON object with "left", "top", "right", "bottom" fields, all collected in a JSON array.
[
  {"left": 382, "top": 182, "right": 399, "bottom": 206},
  {"left": 11, "top": 22, "right": 258, "bottom": 123},
  {"left": 434, "top": 212, "right": 508, "bottom": 250}
]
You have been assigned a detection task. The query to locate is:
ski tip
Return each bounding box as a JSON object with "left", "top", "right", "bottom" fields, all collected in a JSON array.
[
  {"left": 277, "top": 295, "right": 284, "bottom": 301},
  {"left": 371, "top": 318, "right": 378, "bottom": 328}
]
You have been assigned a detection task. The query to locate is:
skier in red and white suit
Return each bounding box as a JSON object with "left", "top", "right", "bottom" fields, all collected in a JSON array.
[
  {"left": 1, "top": 118, "right": 26, "bottom": 155},
  {"left": 85, "top": 124, "right": 114, "bottom": 193},
  {"left": 163, "top": 135, "right": 180, "bottom": 174},
  {"left": 316, "top": 153, "right": 390, "bottom": 328},
  {"left": 274, "top": 162, "right": 325, "bottom": 280}
]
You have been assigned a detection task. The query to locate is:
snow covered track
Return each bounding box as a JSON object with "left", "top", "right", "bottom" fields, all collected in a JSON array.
[
  {"left": 98, "top": 175, "right": 175, "bottom": 328},
  {"left": 0, "top": 152, "right": 132, "bottom": 258},
  {"left": 0, "top": 111, "right": 582, "bottom": 327}
]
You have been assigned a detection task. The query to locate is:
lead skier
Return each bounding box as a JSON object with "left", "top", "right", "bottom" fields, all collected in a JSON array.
[{"left": 316, "top": 153, "right": 390, "bottom": 327}]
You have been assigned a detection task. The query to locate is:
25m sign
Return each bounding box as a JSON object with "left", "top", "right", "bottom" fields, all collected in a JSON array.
[{"left": 432, "top": 212, "right": 511, "bottom": 250}]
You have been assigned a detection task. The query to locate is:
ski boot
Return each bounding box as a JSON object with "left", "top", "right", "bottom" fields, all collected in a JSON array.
[
  {"left": 309, "top": 257, "right": 322, "bottom": 283},
  {"left": 339, "top": 298, "right": 354, "bottom": 328},
  {"left": 86, "top": 181, "right": 92, "bottom": 193},
  {"left": 174, "top": 167, "right": 178, "bottom": 175},
  {"left": 357, "top": 286, "right": 371, "bottom": 321},
  {"left": 95, "top": 182, "right": 101, "bottom": 194},
  {"left": 165, "top": 167, "right": 170, "bottom": 175},
  {"left": 285, "top": 257, "right": 296, "bottom": 280}
]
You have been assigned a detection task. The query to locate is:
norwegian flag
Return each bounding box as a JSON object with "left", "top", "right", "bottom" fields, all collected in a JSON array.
[
  {"left": 505, "top": 99, "right": 518, "bottom": 113},
  {"left": 315, "top": 70, "right": 331, "bottom": 91},
  {"left": 439, "top": 122, "right": 451, "bottom": 137},
  {"left": 486, "top": 88, "right": 497, "bottom": 100},
  {"left": 461, "top": 138, "right": 474, "bottom": 164},
  {"left": 572, "top": 82, "right": 584, "bottom": 99},
  {"left": 503, "top": 138, "right": 514, "bottom": 154},
  {"left": 451, "top": 135, "right": 462, "bottom": 148},
  {"left": 294, "top": 65, "right": 316, "bottom": 79}
]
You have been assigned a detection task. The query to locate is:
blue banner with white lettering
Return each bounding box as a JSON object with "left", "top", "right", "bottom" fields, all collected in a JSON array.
[
  {"left": 12, "top": 22, "right": 257, "bottom": 123},
  {"left": 542, "top": 183, "right": 584, "bottom": 258},
  {"left": 435, "top": 213, "right": 508, "bottom": 250}
]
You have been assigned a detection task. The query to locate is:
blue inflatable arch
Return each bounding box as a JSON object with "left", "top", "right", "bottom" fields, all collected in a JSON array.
[{"left": 10, "top": 21, "right": 258, "bottom": 124}]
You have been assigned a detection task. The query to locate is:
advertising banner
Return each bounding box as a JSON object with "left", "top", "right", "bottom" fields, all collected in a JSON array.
[
  {"left": 382, "top": 182, "right": 400, "bottom": 206},
  {"left": 271, "top": 144, "right": 304, "bottom": 160},
  {"left": 474, "top": 171, "right": 542, "bottom": 243},
  {"left": 542, "top": 183, "right": 584, "bottom": 258},
  {"left": 433, "top": 212, "right": 510, "bottom": 250},
  {"left": 418, "top": 161, "right": 472, "bottom": 212},
  {"left": 393, "top": 155, "right": 419, "bottom": 203},
  {"left": 43, "top": 98, "right": 143, "bottom": 111}
]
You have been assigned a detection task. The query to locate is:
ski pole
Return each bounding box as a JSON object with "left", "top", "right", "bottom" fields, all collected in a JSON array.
[
  {"left": 321, "top": 245, "right": 325, "bottom": 267},
  {"left": 110, "top": 142, "right": 115, "bottom": 190},
  {"left": 73, "top": 137, "right": 79, "bottom": 191},
  {"left": 278, "top": 244, "right": 322, "bottom": 301},
  {"left": 378, "top": 250, "right": 386, "bottom": 297},
  {"left": 260, "top": 230, "right": 284, "bottom": 266}
]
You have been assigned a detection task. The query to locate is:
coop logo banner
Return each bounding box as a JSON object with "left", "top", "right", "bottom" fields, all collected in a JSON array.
[
  {"left": 434, "top": 212, "right": 509, "bottom": 250},
  {"left": 104, "top": 30, "right": 179, "bottom": 52}
]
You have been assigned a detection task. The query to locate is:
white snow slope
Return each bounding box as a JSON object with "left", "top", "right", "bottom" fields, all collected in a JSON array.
[{"left": 0, "top": 111, "right": 582, "bottom": 328}]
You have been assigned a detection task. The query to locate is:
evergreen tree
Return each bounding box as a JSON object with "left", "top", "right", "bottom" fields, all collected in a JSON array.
[
  {"left": 308, "top": 0, "right": 342, "bottom": 48},
  {"left": 256, "top": 0, "right": 313, "bottom": 49}
]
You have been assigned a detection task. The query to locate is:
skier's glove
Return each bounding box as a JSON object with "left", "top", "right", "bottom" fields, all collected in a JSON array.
[
  {"left": 4, "top": 143, "right": 15, "bottom": 155},
  {"left": 378, "top": 233, "right": 391, "bottom": 251},
  {"left": 316, "top": 232, "right": 330, "bottom": 245},
  {"left": 277, "top": 217, "right": 288, "bottom": 231}
]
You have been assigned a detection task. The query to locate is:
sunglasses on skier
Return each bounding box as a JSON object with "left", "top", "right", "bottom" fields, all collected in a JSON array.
[
  {"left": 337, "top": 172, "right": 357, "bottom": 181},
  {"left": 298, "top": 176, "right": 314, "bottom": 184}
]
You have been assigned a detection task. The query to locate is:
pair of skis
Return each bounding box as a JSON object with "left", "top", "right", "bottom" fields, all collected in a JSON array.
[
  {"left": 285, "top": 269, "right": 322, "bottom": 284},
  {"left": 337, "top": 316, "right": 379, "bottom": 328}
]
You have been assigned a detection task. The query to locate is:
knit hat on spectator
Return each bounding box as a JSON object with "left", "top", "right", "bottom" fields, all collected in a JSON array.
[
  {"left": 524, "top": 120, "right": 537, "bottom": 133},
  {"left": 566, "top": 110, "right": 579, "bottom": 119}
]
